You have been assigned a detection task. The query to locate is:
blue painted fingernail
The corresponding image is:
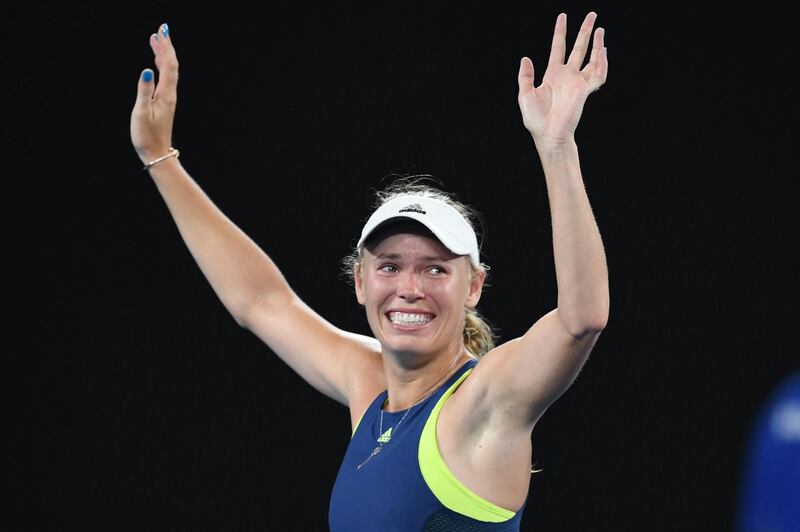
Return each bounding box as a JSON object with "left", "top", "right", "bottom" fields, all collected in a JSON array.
[
  {"left": 161, "top": 23, "right": 169, "bottom": 37},
  {"left": 142, "top": 70, "right": 153, "bottom": 82}
]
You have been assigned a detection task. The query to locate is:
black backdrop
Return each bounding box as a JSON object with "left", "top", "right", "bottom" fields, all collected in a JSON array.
[{"left": 14, "top": 2, "right": 796, "bottom": 530}]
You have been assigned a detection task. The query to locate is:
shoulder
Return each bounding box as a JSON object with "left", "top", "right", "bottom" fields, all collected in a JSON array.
[
  {"left": 433, "top": 353, "right": 534, "bottom": 512},
  {"left": 438, "top": 347, "right": 513, "bottom": 437},
  {"left": 439, "top": 339, "right": 541, "bottom": 446}
]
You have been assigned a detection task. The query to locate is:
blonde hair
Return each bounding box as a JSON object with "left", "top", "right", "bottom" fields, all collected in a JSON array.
[{"left": 341, "top": 174, "right": 498, "bottom": 357}]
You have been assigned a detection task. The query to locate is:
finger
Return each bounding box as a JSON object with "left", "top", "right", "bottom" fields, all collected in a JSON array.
[
  {"left": 151, "top": 23, "right": 179, "bottom": 104},
  {"left": 547, "top": 13, "right": 567, "bottom": 68},
  {"left": 567, "top": 12, "right": 597, "bottom": 68},
  {"left": 585, "top": 27, "right": 608, "bottom": 91},
  {"left": 518, "top": 57, "right": 535, "bottom": 93},
  {"left": 133, "top": 69, "right": 155, "bottom": 112}
]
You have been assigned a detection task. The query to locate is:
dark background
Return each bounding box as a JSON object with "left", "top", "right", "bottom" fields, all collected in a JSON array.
[{"left": 14, "top": 2, "right": 796, "bottom": 530}]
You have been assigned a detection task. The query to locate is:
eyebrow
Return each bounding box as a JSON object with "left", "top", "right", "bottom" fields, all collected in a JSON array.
[{"left": 375, "top": 252, "right": 455, "bottom": 262}]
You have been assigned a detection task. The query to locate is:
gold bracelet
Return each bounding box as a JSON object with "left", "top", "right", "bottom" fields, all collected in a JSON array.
[{"left": 142, "top": 147, "right": 180, "bottom": 170}]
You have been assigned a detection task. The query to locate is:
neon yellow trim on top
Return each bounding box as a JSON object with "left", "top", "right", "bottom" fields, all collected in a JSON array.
[
  {"left": 352, "top": 412, "right": 365, "bottom": 437},
  {"left": 418, "top": 368, "right": 516, "bottom": 522}
]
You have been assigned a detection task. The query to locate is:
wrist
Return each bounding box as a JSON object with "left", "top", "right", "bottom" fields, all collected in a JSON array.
[
  {"left": 145, "top": 155, "right": 183, "bottom": 178},
  {"left": 142, "top": 147, "right": 181, "bottom": 171},
  {"left": 532, "top": 136, "right": 578, "bottom": 160}
]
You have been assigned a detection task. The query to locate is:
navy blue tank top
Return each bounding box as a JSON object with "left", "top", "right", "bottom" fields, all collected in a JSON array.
[{"left": 329, "top": 358, "right": 527, "bottom": 530}]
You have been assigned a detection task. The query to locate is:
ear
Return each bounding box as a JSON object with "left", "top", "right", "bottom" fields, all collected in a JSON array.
[
  {"left": 465, "top": 265, "right": 485, "bottom": 309},
  {"left": 354, "top": 261, "right": 366, "bottom": 306}
]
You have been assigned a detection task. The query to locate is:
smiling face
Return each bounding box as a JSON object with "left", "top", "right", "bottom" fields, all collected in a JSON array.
[{"left": 354, "top": 221, "right": 484, "bottom": 361}]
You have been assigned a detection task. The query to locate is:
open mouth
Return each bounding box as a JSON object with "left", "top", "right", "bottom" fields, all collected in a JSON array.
[{"left": 386, "top": 311, "right": 435, "bottom": 329}]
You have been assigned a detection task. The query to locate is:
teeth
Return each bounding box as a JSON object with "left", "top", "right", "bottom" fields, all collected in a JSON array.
[{"left": 389, "top": 312, "right": 432, "bottom": 325}]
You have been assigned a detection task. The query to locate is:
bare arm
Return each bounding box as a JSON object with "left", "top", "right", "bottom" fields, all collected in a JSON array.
[
  {"left": 129, "top": 23, "right": 383, "bottom": 406},
  {"left": 467, "top": 11, "right": 609, "bottom": 431},
  {"left": 144, "top": 159, "right": 289, "bottom": 324},
  {"left": 480, "top": 141, "right": 607, "bottom": 427}
]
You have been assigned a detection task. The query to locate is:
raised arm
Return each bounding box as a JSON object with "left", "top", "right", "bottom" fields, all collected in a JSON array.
[
  {"left": 468, "top": 11, "right": 609, "bottom": 430},
  {"left": 129, "top": 24, "right": 383, "bottom": 407},
  {"left": 518, "top": 11, "right": 609, "bottom": 335}
]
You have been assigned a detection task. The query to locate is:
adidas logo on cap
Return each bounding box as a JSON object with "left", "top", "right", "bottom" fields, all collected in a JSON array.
[{"left": 398, "top": 203, "right": 426, "bottom": 215}]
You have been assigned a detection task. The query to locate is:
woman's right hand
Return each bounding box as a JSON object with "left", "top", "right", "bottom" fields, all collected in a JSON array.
[{"left": 130, "top": 23, "right": 179, "bottom": 166}]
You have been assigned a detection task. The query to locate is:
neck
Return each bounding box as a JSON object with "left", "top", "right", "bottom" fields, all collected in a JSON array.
[{"left": 382, "top": 345, "right": 473, "bottom": 413}]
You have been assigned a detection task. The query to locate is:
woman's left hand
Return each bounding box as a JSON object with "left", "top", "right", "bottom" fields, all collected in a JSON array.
[{"left": 517, "top": 12, "right": 607, "bottom": 150}]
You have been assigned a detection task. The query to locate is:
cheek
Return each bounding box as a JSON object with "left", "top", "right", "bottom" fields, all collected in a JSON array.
[
  {"left": 360, "top": 276, "right": 390, "bottom": 301},
  {"left": 430, "top": 282, "right": 468, "bottom": 306}
]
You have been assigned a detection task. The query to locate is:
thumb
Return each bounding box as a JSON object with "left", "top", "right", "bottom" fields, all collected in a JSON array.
[
  {"left": 517, "top": 57, "right": 534, "bottom": 93},
  {"left": 134, "top": 69, "right": 155, "bottom": 110}
]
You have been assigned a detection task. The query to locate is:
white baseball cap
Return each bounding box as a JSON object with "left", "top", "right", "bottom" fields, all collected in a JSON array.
[{"left": 356, "top": 194, "right": 480, "bottom": 266}]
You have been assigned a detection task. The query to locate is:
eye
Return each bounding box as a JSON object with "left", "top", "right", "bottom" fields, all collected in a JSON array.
[
  {"left": 378, "top": 263, "right": 398, "bottom": 273},
  {"left": 428, "top": 265, "right": 447, "bottom": 275}
]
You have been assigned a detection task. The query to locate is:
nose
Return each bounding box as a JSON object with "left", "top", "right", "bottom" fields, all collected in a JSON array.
[{"left": 397, "top": 270, "right": 425, "bottom": 301}]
